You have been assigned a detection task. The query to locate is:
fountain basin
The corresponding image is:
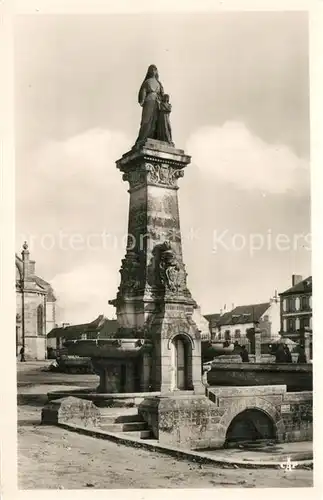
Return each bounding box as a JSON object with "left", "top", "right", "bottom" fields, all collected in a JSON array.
[
  {"left": 64, "top": 338, "right": 152, "bottom": 359},
  {"left": 64, "top": 338, "right": 153, "bottom": 393},
  {"left": 207, "top": 362, "right": 312, "bottom": 392}
]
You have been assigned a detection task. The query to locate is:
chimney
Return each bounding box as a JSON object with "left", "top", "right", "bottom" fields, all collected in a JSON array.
[
  {"left": 292, "top": 274, "right": 303, "bottom": 286},
  {"left": 29, "top": 260, "right": 36, "bottom": 275}
]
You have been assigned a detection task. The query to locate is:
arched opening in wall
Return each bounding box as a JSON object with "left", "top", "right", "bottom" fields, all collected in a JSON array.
[
  {"left": 225, "top": 409, "right": 276, "bottom": 448},
  {"left": 171, "top": 335, "right": 192, "bottom": 391},
  {"left": 37, "top": 304, "right": 44, "bottom": 336}
]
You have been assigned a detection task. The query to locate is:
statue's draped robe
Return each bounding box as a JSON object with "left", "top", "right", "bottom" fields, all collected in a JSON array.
[
  {"left": 157, "top": 102, "right": 173, "bottom": 145},
  {"left": 136, "top": 77, "right": 163, "bottom": 144}
]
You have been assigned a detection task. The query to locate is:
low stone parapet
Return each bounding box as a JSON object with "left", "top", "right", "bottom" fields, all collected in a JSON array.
[
  {"left": 207, "top": 362, "right": 312, "bottom": 392},
  {"left": 41, "top": 396, "right": 101, "bottom": 427},
  {"left": 138, "top": 385, "right": 313, "bottom": 451},
  {"left": 139, "top": 394, "right": 227, "bottom": 450}
]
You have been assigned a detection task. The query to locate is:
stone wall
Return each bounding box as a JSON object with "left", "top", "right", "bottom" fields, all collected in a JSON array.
[
  {"left": 280, "top": 392, "right": 313, "bottom": 442},
  {"left": 139, "top": 394, "right": 226, "bottom": 450},
  {"left": 20, "top": 291, "right": 46, "bottom": 360},
  {"left": 139, "top": 385, "right": 312, "bottom": 450}
]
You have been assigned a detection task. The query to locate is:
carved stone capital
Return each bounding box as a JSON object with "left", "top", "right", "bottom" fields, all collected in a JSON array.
[
  {"left": 122, "top": 162, "right": 184, "bottom": 190},
  {"left": 145, "top": 163, "right": 184, "bottom": 188}
]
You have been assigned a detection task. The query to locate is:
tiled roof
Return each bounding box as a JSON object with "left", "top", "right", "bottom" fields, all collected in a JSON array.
[
  {"left": 216, "top": 303, "right": 270, "bottom": 327},
  {"left": 47, "top": 315, "right": 117, "bottom": 339},
  {"left": 280, "top": 276, "right": 312, "bottom": 296}
]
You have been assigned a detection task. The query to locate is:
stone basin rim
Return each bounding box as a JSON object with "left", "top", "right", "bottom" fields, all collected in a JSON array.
[
  {"left": 207, "top": 362, "right": 312, "bottom": 372},
  {"left": 66, "top": 338, "right": 152, "bottom": 345}
]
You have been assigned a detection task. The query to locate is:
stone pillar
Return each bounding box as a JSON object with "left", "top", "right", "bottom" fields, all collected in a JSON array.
[
  {"left": 140, "top": 351, "right": 152, "bottom": 391},
  {"left": 111, "top": 139, "right": 204, "bottom": 394},
  {"left": 92, "top": 359, "right": 121, "bottom": 393},
  {"left": 254, "top": 330, "right": 261, "bottom": 363}
]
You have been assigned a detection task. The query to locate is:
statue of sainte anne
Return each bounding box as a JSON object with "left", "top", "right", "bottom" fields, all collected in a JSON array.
[{"left": 135, "top": 64, "right": 174, "bottom": 146}]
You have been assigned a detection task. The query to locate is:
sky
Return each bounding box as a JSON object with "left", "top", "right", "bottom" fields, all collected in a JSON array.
[{"left": 14, "top": 12, "right": 311, "bottom": 324}]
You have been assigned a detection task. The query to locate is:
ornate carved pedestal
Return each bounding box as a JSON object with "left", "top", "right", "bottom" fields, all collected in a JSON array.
[{"left": 110, "top": 139, "right": 204, "bottom": 394}]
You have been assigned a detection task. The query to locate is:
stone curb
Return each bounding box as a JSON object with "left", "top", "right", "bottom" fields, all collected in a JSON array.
[{"left": 56, "top": 422, "right": 313, "bottom": 470}]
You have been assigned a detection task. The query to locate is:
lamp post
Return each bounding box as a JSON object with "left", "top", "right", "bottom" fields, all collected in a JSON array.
[{"left": 21, "top": 241, "right": 29, "bottom": 353}]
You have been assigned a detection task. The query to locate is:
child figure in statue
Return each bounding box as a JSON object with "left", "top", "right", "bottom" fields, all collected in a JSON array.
[{"left": 157, "top": 94, "right": 174, "bottom": 146}]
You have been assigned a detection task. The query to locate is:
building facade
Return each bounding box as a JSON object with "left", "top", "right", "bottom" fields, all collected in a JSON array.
[
  {"left": 16, "top": 242, "right": 56, "bottom": 360},
  {"left": 192, "top": 306, "right": 212, "bottom": 341},
  {"left": 279, "top": 275, "right": 312, "bottom": 342},
  {"left": 206, "top": 298, "right": 280, "bottom": 345},
  {"left": 47, "top": 315, "right": 117, "bottom": 348}
]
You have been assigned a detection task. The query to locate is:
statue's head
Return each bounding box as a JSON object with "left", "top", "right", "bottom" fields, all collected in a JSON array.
[{"left": 145, "top": 64, "right": 159, "bottom": 80}]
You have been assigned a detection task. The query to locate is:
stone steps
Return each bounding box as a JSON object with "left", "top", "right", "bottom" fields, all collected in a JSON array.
[
  {"left": 98, "top": 408, "right": 153, "bottom": 439},
  {"left": 100, "top": 421, "right": 148, "bottom": 432},
  {"left": 100, "top": 413, "right": 142, "bottom": 423}
]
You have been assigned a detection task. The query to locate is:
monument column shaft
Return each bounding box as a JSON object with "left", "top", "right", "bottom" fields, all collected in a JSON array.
[
  {"left": 127, "top": 181, "right": 183, "bottom": 272},
  {"left": 113, "top": 139, "right": 204, "bottom": 394}
]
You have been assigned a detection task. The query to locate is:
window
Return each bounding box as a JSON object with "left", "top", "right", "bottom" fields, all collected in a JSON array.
[
  {"left": 263, "top": 315, "right": 269, "bottom": 322},
  {"left": 234, "top": 329, "right": 241, "bottom": 339},
  {"left": 301, "top": 296, "right": 310, "bottom": 311},
  {"left": 37, "top": 304, "right": 44, "bottom": 336},
  {"left": 287, "top": 318, "right": 295, "bottom": 332},
  {"left": 287, "top": 297, "right": 295, "bottom": 312},
  {"left": 300, "top": 317, "right": 310, "bottom": 330}
]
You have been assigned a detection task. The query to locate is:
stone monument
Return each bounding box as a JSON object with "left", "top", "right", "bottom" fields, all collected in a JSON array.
[
  {"left": 108, "top": 64, "right": 204, "bottom": 394},
  {"left": 44, "top": 66, "right": 312, "bottom": 450}
]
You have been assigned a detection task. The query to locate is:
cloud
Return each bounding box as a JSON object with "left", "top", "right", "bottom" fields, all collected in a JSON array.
[
  {"left": 16, "top": 128, "right": 131, "bottom": 323},
  {"left": 18, "top": 128, "right": 130, "bottom": 204},
  {"left": 186, "top": 122, "right": 309, "bottom": 195},
  {"left": 52, "top": 262, "right": 119, "bottom": 324},
  {"left": 16, "top": 125, "right": 310, "bottom": 325}
]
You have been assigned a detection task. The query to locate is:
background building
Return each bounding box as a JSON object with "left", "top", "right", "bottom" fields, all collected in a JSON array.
[
  {"left": 205, "top": 295, "right": 280, "bottom": 345},
  {"left": 16, "top": 242, "right": 56, "bottom": 360},
  {"left": 47, "top": 315, "right": 117, "bottom": 349},
  {"left": 279, "top": 275, "right": 312, "bottom": 342},
  {"left": 192, "top": 306, "right": 211, "bottom": 341}
]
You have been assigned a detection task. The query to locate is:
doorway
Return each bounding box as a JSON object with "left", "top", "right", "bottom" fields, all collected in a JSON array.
[{"left": 171, "top": 335, "right": 191, "bottom": 390}]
